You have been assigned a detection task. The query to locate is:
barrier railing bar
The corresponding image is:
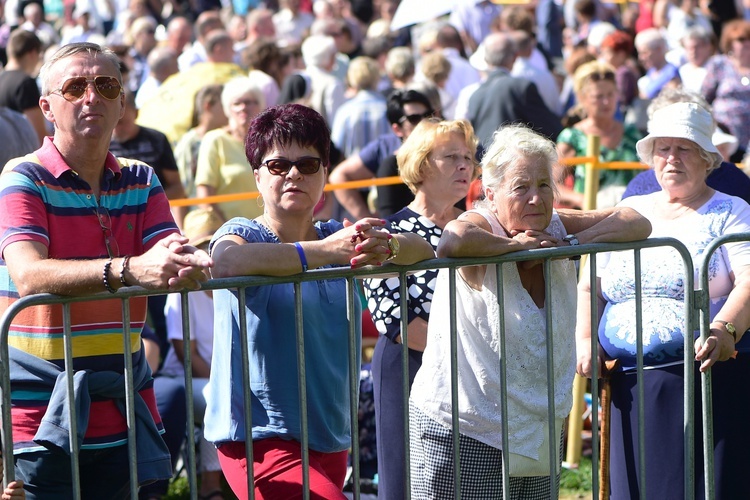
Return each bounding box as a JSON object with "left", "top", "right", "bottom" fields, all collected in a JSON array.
[
  {"left": 634, "top": 249, "right": 646, "bottom": 499},
  {"left": 543, "top": 258, "right": 558, "bottom": 498},
  {"left": 346, "top": 278, "right": 361, "bottom": 499},
  {"left": 179, "top": 291, "right": 199, "bottom": 499},
  {"left": 62, "top": 303, "right": 82, "bottom": 499},
  {"left": 0, "top": 236, "right": 708, "bottom": 497},
  {"left": 588, "top": 253, "right": 600, "bottom": 499},
  {"left": 167, "top": 157, "right": 650, "bottom": 208},
  {"left": 121, "top": 299, "right": 139, "bottom": 500},
  {"left": 398, "top": 269, "right": 412, "bottom": 500},
  {"left": 448, "top": 266, "right": 461, "bottom": 500},
  {"left": 685, "top": 262, "right": 696, "bottom": 500},
  {"left": 697, "top": 233, "right": 750, "bottom": 500},
  {"left": 237, "top": 287, "right": 255, "bottom": 499},
  {"left": 496, "top": 263, "right": 510, "bottom": 500},
  {"left": 293, "top": 281, "right": 310, "bottom": 500}
]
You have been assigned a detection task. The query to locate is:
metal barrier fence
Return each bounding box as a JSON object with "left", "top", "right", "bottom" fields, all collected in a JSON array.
[{"left": 1, "top": 235, "right": 745, "bottom": 499}]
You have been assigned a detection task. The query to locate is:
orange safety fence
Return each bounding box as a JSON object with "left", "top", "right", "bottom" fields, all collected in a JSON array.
[{"left": 168, "top": 157, "right": 649, "bottom": 208}]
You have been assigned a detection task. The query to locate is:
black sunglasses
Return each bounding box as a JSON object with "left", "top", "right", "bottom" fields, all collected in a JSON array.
[
  {"left": 588, "top": 71, "right": 616, "bottom": 83},
  {"left": 399, "top": 110, "right": 434, "bottom": 126},
  {"left": 50, "top": 75, "right": 123, "bottom": 102},
  {"left": 260, "top": 157, "right": 322, "bottom": 176}
]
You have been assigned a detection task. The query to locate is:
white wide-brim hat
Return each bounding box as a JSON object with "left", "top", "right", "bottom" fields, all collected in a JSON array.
[{"left": 635, "top": 102, "right": 720, "bottom": 161}]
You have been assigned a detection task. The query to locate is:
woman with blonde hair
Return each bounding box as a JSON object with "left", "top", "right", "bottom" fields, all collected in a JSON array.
[
  {"left": 363, "top": 118, "right": 479, "bottom": 499},
  {"left": 556, "top": 60, "right": 643, "bottom": 208}
]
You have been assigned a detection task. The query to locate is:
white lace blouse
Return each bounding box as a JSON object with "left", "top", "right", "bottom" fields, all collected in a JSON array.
[{"left": 410, "top": 208, "right": 578, "bottom": 460}]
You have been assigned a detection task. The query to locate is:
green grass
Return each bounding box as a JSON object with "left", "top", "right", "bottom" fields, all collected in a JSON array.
[
  {"left": 164, "top": 477, "right": 237, "bottom": 499},
  {"left": 164, "top": 477, "right": 189, "bottom": 499},
  {"left": 560, "top": 456, "right": 593, "bottom": 497},
  {"left": 165, "top": 458, "right": 594, "bottom": 499}
]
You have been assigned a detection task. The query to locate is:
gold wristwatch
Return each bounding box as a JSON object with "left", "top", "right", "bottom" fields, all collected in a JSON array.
[
  {"left": 714, "top": 320, "right": 737, "bottom": 342},
  {"left": 386, "top": 236, "right": 400, "bottom": 261}
]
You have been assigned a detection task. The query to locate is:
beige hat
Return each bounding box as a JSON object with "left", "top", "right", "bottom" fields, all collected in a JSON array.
[
  {"left": 182, "top": 208, "right": 224, "bottom": 247},
  {"left": 636, "top": 102, "right": 720, "bottom": 161}
]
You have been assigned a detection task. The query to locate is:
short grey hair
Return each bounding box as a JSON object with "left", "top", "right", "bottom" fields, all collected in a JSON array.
[
  {"left": 481, "top": 124, "right": 559, "bottom": 198},
  {"left": 634, "top": 28, "right": 666, "bottom": 51},
  {"left": 39, "top": 42, "right": 122, "bottom": 95},
  {"left": 385, "top": 47, "right": 414, "bottom": 82},
  {"left": 221, "top": 77, "right": 265, "bottom": 116},
  {"left": 681, "top": 25, "right": 715, "bottom": 46},
  {"left": 146, "top": 46, "right": 177, "bottom": 74},
  {"left": 484, "top": 33, "right": 516, "bottom": 69}
]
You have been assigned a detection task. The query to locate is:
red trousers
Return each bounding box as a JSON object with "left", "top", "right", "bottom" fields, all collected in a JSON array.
[{"left": 217, "top": 438, "right": 348, "bottom": 500}]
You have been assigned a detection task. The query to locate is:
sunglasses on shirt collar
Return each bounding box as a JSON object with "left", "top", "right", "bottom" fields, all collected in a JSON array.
[{"left": 49, "top": 75, "right": 123, "bottom": 102}]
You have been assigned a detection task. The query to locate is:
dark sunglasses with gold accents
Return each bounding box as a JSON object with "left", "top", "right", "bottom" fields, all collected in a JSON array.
[
  {"left": 398, "top": 110, "right": 434, "bottom": 126},
  {"left": 49, "top": 75, "right": 123, "bottom": 102},
  {"left": 260, "top": 157, "right": 322, "bottom": 176}
]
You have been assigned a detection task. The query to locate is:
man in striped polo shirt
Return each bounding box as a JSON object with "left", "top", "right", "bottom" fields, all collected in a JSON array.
[{"left": 0, "top": 42, "right": 213, "bottom": 498}]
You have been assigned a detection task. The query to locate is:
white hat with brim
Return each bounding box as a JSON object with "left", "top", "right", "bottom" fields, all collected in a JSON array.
[{"left": 636, "top": 102, "right": 720, "bottom": 162}]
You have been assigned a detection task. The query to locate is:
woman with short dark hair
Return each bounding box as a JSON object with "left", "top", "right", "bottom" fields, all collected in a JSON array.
[{"left": 204, "top": 104, "right": 434, "bottom": 499}]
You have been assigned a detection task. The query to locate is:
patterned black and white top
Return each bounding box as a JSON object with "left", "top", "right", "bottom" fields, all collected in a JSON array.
[{"left": 363, "top": 207, "right": 442, "bottom": 341}]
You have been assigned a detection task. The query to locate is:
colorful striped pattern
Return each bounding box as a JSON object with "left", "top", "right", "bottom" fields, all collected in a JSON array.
[{"left": 0, "top": 138, "right": 178, "bottom": 452}]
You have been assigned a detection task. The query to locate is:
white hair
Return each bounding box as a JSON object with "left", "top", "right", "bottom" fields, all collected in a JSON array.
[
  {"left": 221, "top": 77, "right": 265, "bottom": 116},
  {"left": 301, "top": 35, "right": 337, "bottom": 69},
  {"left": 481, "top": 124, "right": 559, "bottom": 197}
]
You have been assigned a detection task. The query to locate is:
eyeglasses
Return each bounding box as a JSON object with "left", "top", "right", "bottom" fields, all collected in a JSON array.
[
  {"left": 94, "top": 206, "right": 120, "bottom": 258},
  {"left": 260, "top": 157, "right": 322, "bottom": 176},
  {"left": 398, "top": 110, "right": 434, "bottom": 126},
  {"left": 50, "top": 75, "right": 123, "bottom": 102}
]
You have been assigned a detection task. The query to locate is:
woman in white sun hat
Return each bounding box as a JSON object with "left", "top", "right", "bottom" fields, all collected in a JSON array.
[{"left": 576, "top": 101, "right": 750, "bottom": 499}]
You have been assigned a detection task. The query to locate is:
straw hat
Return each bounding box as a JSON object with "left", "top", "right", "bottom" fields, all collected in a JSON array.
[
  {"left": 182, "top": 208, "right": 224, "bottom": 247},
  {"left": 636, "top": 102, "right": 720, "bottom": 161}
]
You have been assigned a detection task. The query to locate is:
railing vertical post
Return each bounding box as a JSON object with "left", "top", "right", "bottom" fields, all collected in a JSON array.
[
  {"left": 543, "top": 259, "right": 558, "bottom": 499},
  {"left": 121, "top": 299, "right": 139, "bottom": 500},
  {"left": 237, "top": 287, "right": 255, "bottom": 499},
  {"left": 399, "top": 270, "right": 412, "bottom": 499},
  {"left": 346, "top": 278, "right": 361, "bottom": 499},
  {"left": 293, "top": 282, "right": 310, "bottom": 500},
  {"left": 180, "top": 291, "right": 198, "bottom": 499},
  {"left": 448, "top": 267, "right": 461, "bottom": 500},
  {"left": 62, "top": 303, "right": 82, "bottom": 499},
  {"left": 566, "top": 134, "right": 601, "bottom": 467}
]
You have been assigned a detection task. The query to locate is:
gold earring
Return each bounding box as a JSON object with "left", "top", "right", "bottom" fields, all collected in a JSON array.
[{"left": 256, "top": 195, "right": 264, "bottom": 208}]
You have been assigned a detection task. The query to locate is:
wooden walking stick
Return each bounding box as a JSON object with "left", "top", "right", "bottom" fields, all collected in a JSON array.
[{"left": 599, "top": 358, "right": 620, "bottom": 500}]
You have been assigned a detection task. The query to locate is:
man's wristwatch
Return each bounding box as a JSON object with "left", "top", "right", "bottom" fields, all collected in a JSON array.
[
  {"left": 713, "top": 320, "right": 737, "bottom": 342},
  {"left": 385, "top": 235, "right": 400, "bottom": 262},
  {"left": 563, "top": 234, "right": 581, "bottom": 261}
]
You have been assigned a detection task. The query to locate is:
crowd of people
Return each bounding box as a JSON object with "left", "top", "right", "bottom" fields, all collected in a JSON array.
[{"left": 0, "top": 0, "right": 749, "bottom": 499}]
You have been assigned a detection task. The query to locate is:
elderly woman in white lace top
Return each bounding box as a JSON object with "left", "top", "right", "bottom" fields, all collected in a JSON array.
[{"left": 408, "top": 125, "right": 651, "bottom": 500}]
